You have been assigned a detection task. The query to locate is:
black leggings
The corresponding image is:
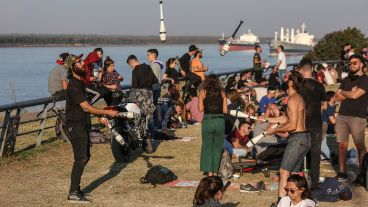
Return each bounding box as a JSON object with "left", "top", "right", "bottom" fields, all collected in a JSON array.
[{"left": 67, "top": 124, "right": 90, "bottom": 193}]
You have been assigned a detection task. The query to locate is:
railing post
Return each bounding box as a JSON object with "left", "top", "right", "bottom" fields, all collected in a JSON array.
[
  {"left": 0, "top": 110, "right": 12, "bottom": 157},
  {"left": 36, "top": 104, "right": 48, "bottom": 146}
]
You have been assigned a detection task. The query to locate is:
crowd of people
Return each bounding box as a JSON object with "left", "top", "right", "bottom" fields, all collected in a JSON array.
[{"left": 47, "top": 43, "right": 368, "bottom": 206}]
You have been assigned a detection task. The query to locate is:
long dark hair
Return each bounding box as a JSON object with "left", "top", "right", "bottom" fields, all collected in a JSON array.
[
  {"left": 103, "top": 56, "right": 114, "bottom": 73},
  {"left": 193, "top": 176, "right": 223, "bottom": 205},
  {"left": 202, "top": 74, "right": 223, "bottom": 96},
  {"left": 166, "top": 58, "right": 176, "bottom": 70},
  {"left": 225, "top": 76, "right": 236, "bottom": 89},
  {"left": 287, "top": 174, "right": 312, "bottom": 200}
]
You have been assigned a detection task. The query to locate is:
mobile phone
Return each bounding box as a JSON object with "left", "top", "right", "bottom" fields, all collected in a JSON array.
[{"left": 222, "top": 181, "right": 231, "bottom": 192}]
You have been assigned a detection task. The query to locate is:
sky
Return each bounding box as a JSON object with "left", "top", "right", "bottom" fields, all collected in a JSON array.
[{"left": 0, "top": 0, "right": 367, "bottom": 38}]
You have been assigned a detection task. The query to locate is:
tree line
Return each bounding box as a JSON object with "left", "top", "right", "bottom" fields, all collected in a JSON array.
[{"left": 306, "top": 27, "right": 368, "bottom": 60}]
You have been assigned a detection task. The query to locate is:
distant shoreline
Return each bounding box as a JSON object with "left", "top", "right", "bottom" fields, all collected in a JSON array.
[
  {"left": 0, "top": 43, "right": 218, "bottom": 48},
  {"left": 0, "top": 34, "right": 273, "bottom": 48}
]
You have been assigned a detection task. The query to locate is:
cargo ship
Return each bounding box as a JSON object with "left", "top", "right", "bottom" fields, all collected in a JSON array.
[
  {"left": 269, "top": 23, "right": 315, "bottom": 53},
  {"left": 218, "top": 30, "right": 260, "bottom": 51}
]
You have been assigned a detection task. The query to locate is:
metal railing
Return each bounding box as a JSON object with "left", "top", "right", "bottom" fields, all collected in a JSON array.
[{"left": 0, "top": 60, "right": 340, "bottom": 157}]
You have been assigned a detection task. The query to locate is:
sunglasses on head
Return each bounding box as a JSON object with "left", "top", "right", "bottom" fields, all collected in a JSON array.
[{"left": 284, "top": 187, "right": 299, "bottom": 194}]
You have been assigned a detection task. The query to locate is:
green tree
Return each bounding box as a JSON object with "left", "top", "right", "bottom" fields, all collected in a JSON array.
[{"left": 305, "top": 27, "right": 368, "bottom": 60}]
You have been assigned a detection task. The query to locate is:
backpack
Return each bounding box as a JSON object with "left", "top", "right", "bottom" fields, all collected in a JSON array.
[
  {"left": 219, "top": 150, "right": 233, "bottom": 179},
  {"left": 140, "top": 165, "right": 177, "bottom": 186},
  {"left": 355, "top": 152, "right": 368, "bottom": 190}
]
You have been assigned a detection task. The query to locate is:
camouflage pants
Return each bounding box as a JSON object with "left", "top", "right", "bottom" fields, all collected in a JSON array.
[{"left": 129, "top": 88, "right": 155, "bottom": 131}]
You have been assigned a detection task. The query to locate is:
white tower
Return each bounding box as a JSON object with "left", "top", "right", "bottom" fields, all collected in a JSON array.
[
  {"left": 285, "top": 28, "right": 290, "bottom": 42},
  {"left": 274, "top": 32, "right": 278, "bottom": 41},
  {"left": 280, "top": 27, "right": 284, "bottom": 42},
  {"left": 291, "top": 28, "right": 295, "bottom": 43},
  {"left": 301, "top": 22, "right": 306, "bottom": 33}
]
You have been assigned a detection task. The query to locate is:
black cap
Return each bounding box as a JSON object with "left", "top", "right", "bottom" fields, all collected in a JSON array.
[
  {"left": 59, "top": 53, "right": 70, "bottom": 61},
  {"left": 189, "top": 45, "right": 198, "bottom": 52}
]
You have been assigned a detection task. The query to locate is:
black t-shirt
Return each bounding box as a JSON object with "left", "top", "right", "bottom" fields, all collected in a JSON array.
[
  {"left": 131, "top": 63, "right": 158, "bottom": 89},
  {"left": 179, "top": 53, "right": 191, "bottom": 74},
  {"left": 165, "top": 67, "right": 180, "bottom": 83},
  {"left": 65, "top": 77, "right": 90, "bottom": 126},
  {"left": 253, "top": 52, "right": 262, "bottom": 70},
  {"left": 268, "top": 72, "right": 279, "bottom": 88},
  {"left": 299, "top": 78, "right": 327, "bottom": 130},
  {"left": 237, "top": 79, "right": 248, "bottom": 89},
  {"left": 339, "top": 74, "right": 368, "bottom": 118}
]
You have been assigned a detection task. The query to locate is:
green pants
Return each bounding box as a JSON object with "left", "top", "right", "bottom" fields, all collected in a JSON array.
[{"left": 200, "top": 114, "right": 225, "bottom": 173}]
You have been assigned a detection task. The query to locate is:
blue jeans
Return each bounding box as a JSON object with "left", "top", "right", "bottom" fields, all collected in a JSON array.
[
  {"left": 161, "top": 103, "right": 173, "bottom": 130},
  {"left": 278, "top": 69, "right": 286, "bottom": 84},
  {"left": 223, "top": 140, "right": 247, "bottom": 157}
]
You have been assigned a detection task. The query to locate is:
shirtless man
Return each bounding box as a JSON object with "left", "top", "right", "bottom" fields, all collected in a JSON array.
[{"left": 264, "top": 71, "right": 311, "bottom": 205}]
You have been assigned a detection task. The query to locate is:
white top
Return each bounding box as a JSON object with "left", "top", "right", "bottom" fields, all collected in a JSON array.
[
  {"left": 278, "top": 52, "right": 287, "bottom": 70},
  {"left": 323, "top": 70, "right": 334, "bottom": 85},
  {"left": 278, "top": 196, "right": 315, "bottom": 207}
]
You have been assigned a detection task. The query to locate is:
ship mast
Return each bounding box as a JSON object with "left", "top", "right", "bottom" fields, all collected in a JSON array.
[{"left": 301, "top": 22, "right": 306, "bottom": 33}]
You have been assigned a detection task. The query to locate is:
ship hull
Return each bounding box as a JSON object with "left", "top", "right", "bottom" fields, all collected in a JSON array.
[
  {"left": 218, "top": 40, "right": 259, "bottom": 51},
  {"left": 269, "top": 40, "right": 313, "bottom": 53}
]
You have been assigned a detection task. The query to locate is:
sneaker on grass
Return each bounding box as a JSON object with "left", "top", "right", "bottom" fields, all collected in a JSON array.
[
  {"left": 335, "top": 172, "right": 348, "bottom": 182},
  {"left": 67, "top": 191, "right": 91, "bottom": 204},
  {"left": 240, "top": 184, "right": 260, "bottom": 192}
]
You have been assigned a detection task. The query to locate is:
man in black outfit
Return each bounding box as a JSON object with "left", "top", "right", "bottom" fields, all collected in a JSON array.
[
  {"left": 268, "top": 67, "right": 279, "bottom": 89},
  {"left": 298, "top": 58, "right": 327, "bottom": 190},
  {"left": 179, "top": 45, "right": 202, "bottom": 96},
  {"left": 64, "top": 54, "right": 118, "bottom": 203},
  {"left": 253, "top": 45, "right": 263, "bottom": 83}
]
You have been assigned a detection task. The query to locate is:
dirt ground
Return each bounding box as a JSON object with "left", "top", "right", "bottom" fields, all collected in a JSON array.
[{"left": 0, "top": 124, "right": 367, "bottom": 207}]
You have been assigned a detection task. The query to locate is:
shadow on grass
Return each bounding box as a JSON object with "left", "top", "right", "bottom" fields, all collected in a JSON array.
[
  {"left": 82, "top": 147, "right": 174, "bottom": 194},
  {"left": 15, "top": 136, "right": 59, "bottom": 154},
  {"left": 222, "top": 202, "right": 240, "bottom": 207}
]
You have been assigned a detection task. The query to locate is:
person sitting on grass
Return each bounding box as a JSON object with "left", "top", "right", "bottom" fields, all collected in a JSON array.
[
  {"left": 186, "top": 88, "right": 204, "bottom": 123},
  {"left": 244, "top": 104, "right": 257, "bottom": 126},
  {"left": 258, "top": 87, "right": 277, "bottom": 114},
  {"left": 238, "top": 71, "right": 258, "bottom": 90},
  {"left": 252, "top": 103, "right": 288, "bottom": 161},
  {"left": 193, "top": 176, "right": 224, "bottom": 207},
  {"left": 277, "top": 174, "right": 315, "bottom": 207},
  {"left": 223, "top": 122, "right": 251, "bottom": 157},
  {"left": 165, "top": 101, "right": 187, "bottom": 129}
]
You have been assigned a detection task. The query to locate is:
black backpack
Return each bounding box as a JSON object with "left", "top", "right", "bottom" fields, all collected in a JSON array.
[
  {"left": 355, "top": 152, "right": 368, "bottom": 191},
  {"left": 140, "top": 165, "right": 177, "bottom": 186}
]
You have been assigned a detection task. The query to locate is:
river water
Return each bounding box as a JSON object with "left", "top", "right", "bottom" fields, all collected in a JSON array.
[{"left": 0, "top": 44, "right": 302, "bottom": 105}]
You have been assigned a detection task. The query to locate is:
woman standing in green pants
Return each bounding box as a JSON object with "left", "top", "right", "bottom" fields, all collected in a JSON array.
[{"left": 199, "top": 74, "right": 228, "bottom": 176}]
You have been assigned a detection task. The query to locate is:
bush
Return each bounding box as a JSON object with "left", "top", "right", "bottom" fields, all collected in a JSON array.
[{"left": 305, "top": 27, "right": 368, "bottom": 61}]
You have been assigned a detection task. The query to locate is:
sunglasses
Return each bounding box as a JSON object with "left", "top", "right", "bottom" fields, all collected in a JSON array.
[
  {"left": 349, "top": 61, "right": 359, "bottom": 65},
  {"left": 284, "top": 187, "right": 299, "bottom": 194}
]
